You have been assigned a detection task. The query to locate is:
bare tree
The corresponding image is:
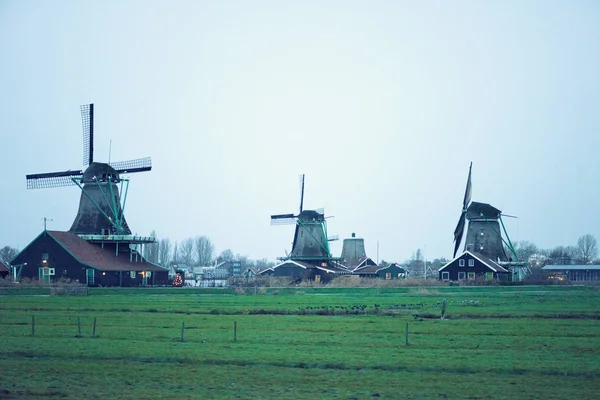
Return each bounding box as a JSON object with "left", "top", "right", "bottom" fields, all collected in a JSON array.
[
  {"left": 172, "top": 242, "right": 179, "bottom": 264},
  {"left": 194, "top": 236, "right": 214, "bottom": 266},
  {"left": 548, "top": 246, "right": 578, "bottom": 265},
  {"left": 143, "top": 230, "right": 159, "bottom": 264},
  {"left": 158, "top": 238, "right": 172, "bottom": 266},
  {"left": 180, "top": 238, "right": 195, "bottom": 266},
  {"left": 512, "top": 241, "right": 539, "bottom": 262},
  {"left": 0, "top": 246, "right": 19, "bottom": 263},
  {"left": 218, "top": 249, "right": 235, "bottom": 263},
  {"left": 577, "top": 234, "right": 598, "bottom": 264}
]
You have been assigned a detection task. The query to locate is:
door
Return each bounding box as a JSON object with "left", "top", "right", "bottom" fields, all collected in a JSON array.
[
  {"left": 38, "top": 268, "right": 50, "bottom": 283},
  {"left": 86, "top": 269, "right": 95, "bottom": 286}
]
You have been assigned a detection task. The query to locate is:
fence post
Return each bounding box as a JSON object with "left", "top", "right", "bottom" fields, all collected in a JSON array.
[
  {"left": 181, "top": 322, "right": 185, "bottom": 342},
  {"left": 234, "top": 321, "right": 237, "bottom": 342},
  {"left": 91, "top": 317, "right": 97, "bottom": 338},
  {"left": 31, "top": 315, "right": 35, "bottom": 336},
  {"left": 77, "top": 317, "right": 82, "bottom": 338},
  {"left": 405, "top": 322, "right": 409, "bottom": 346}
]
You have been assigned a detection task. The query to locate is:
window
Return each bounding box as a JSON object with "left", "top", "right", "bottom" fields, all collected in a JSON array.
[
  {"left": 468, "top": 272, "right": 475, "bottom": 280},
  {"left": 48, "top": 268, "right": 55, "bottom": 276},
  {"left": 486, "top": 272, "right": 494, "bottom": 280},
  {"left": 458, "top": 272, "right": 466, "bottom": 280},
  {"left": 42, "top": 253, "right": 49, "bottom": 261},
  {"left": 441, "top": 272, "right": 449, "bottom": 280},
  {"left": 130, "top": 271, "right": 136, "bottom": 279},
  {"left": 385, "top": 273, "right": 391, "bottom": 280},
  {"left": 459, "top": 259, "right": 465, "bottom": 267},
  {"left": 468, "top": 259, "right": 475, "bottom": 267}
]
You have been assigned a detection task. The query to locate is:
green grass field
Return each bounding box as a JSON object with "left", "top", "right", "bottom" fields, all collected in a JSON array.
[{"left": 1, "top": 285, "right": 599, "bottom": 399}]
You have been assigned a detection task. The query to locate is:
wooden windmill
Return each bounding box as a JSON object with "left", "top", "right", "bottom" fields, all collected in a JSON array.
[
  {"left": 271, "top": 174, "right": 338, "bottom": 261},
  {"left": 25, "top": 104, "right": 152, "bottom": 235},
  {"left": 453, "top": 163, "right": 518, "bottom": 262}
]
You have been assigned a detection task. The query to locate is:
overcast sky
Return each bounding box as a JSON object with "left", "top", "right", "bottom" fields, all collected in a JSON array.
[{"left": 1, "top": 0, "right": 599, "bottom": 264}]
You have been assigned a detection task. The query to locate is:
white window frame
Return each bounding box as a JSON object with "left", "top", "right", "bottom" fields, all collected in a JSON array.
[
  {"left": 468, "top": 272, "right": 475, "bottom": 280},
  {"left": 468, "top": 259, "right": 475, "bottom": 267},
  {"left": 458, "top": 271, "right": 466, "bottom": 280},
  {"left": 459, "top": 259, "right": 465, "bottom": 267},
  {"left": 441, "top": 271, "right": 449, "bottom": 280}
]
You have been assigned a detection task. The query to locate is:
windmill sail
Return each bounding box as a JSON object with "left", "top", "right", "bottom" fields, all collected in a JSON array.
[{"left": 453, "top": 162, "right": 472, "bottom": 257}]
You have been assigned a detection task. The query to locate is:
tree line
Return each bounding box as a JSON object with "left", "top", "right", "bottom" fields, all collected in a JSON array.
[{"left": 141, "top": 231, "right": 275, "bottom": 270}]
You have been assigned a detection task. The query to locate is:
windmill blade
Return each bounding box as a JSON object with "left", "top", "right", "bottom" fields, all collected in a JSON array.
[
  {"left": 328, "top": 235, "right": 339, "bottom": 242},
  {"left": 453, "top": 162, "right": 473, "bottom": 257},
  {"left": 110, "top": 157, "right": 152, "bottom": 174},
  {"left": 299, "top": 174, "right": 305, "bottom": 213},
  {"left": 501, "top": 213, "right": 518, "bottom": 219},
  {"left": 26, "top": 170, "right": 83, "bottom": 189},
  {"left": 462, "top": 162, "right": 472, "bottom": 209},
  {"left": 81, "top": 104, "right": 94, "bottom": 167},
  {"left": 453, "top": 213, "right": 466, "bottom": 257},
  {"left": 271, "top": 214, "right": 296, "bottom": 225}
]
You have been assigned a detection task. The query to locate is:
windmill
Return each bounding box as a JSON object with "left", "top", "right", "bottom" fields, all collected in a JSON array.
[
  {"left": 452, "top": 163, "right": 518, "bottom": 262},
  {"left": 271, "top": 174, "right": 338, "bottom": 261},
  {"left": 25, "top": 104, "right": 152, "bottom": 235}
]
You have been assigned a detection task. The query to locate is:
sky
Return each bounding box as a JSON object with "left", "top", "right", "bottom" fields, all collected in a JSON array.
[{"left": 1, "top": 0, "right": 599, "bottom": 264}]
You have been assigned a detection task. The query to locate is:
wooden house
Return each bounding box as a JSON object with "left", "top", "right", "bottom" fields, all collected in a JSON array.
[
  {"left": 438, "top": 250, "right": 509, "bottom": 281},
  {"left": 542, "top": 265, "right": 600, "bottom": 282},
  {"left": 11, "top": 230, "right": 168, "bottom": 286},
  {"left": 0, "top": 260, "right": 9, "bottom": 279}
]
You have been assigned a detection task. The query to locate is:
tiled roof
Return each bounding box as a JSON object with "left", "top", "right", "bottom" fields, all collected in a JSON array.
[
  {"left": 47, "top": 231, "right": 166, "bottom": 272},
  {"left": 0, "top": 261, "right": 9, "bottom": 272}
]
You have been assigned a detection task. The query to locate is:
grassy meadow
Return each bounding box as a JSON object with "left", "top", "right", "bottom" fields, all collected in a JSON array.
[{"left": 1, "top": 285, "right": 599, "bottom": 399}]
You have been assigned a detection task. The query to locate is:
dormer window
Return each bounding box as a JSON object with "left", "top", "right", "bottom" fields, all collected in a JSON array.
[
  {"left": 468, "top": 259, "right": 475, "bottom": 267},
  {"left": 459, "top": 259, "right": 465, "bottom": 267}
]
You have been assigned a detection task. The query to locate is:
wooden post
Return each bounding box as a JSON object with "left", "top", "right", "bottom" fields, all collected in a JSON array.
[
  {"left": 92, "top": 317, "right": 97, "bottom": 337},
  {"left": 405, "top": 322, "right": 409, "bottom": 346},
  {"left": 180, "top": 322, "right": 185, "bottom": 342},
  {"left": 234, "top": 321, "right": 237, "bottom": 342},
  {"left": 77, "top": 317, "right": 82, "bottom": 337},
  {"left": 31, "top": 315, "right": 35, "bottom": 336}
]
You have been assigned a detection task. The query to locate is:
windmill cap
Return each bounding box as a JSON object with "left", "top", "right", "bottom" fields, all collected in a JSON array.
[
  {"left": 467, "top": 202, "right": 501, "bottom": 219},
  {"left": 82, "top": 162, "right": 120, "bottom": 183}
]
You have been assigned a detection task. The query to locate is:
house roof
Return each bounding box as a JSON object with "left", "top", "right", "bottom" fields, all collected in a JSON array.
[
  {"left": 542, "top": 265, "right": 600, "bottom": 271},
  {"left": 0, "top": 260, "right": 9, "bottom": 272},
  {"left": 47, "top": 231, "right": 166, "bottom": 272},
  {"left": 272, "top": 260, "right": 313, "bottom": 270},
  {"left": 354, "top": 263, "right": 406, "bottom": 274},
  {"left": 439, "top": 250, "right": 509, "bottom": 273}
]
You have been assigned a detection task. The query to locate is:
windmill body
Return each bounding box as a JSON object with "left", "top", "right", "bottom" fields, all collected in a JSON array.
[
  {"left": 464, "top": 202, "right": 507, "bottom": 261},
  {"left": 69, "top": 162, "right": 130, "bottom": 235},
  {"left": 26, "top": 104, "right": 151, "bottom": 236},
  {"left": 289, "top": 210, "right": 330, "bottom": 259},
  {"left": 340, "top": 233, "right": 367, "bottom": 268}
]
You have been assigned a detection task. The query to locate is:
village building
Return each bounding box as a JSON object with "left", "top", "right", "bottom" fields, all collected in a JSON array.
[
  {"left": 11, "top": 230, "right": 168, "bottom": 286},
  {"left": 438, "top": 250, "right": 509, "bottom": 281}
]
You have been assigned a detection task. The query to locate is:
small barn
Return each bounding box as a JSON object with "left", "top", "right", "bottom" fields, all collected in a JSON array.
[
  {"left": 438, "top": 250, "right": 509, "bottom": 281},
  {"left": 542, "top": 265, "right": 600, "bottom": 282},
  {"left": 11, "top": 230, "right": 169, "bottom": 286},
  {"left": 353, "top": 263, "right": 407, "bottom": 279},
  {"left": 0, "top": 260, "right": 9, "bottom": 279}
]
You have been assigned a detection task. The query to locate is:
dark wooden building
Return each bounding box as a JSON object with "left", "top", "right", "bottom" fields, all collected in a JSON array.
[
  {"left": 438, "top": 250, "right": 509, "bottom": 281},
  {"left": 354, "top": 262, "right": 407, "bottom": 279},
  {"left": 11, "top": 230, "right": 168, "bottom": 286},
  {"left": 0, "top": 260, "right": 9, "bottom": 279}
]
